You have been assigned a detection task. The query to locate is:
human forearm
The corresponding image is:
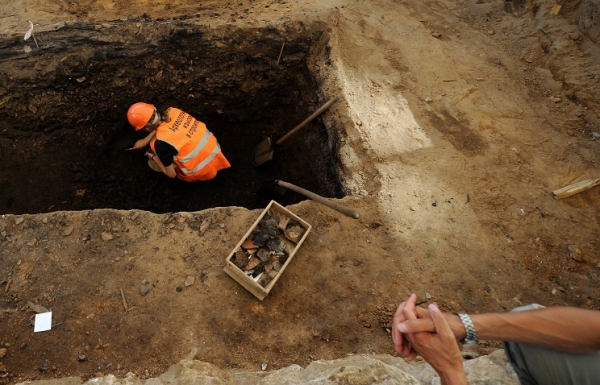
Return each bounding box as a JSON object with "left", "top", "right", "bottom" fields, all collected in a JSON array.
[
  {"left": 143, "top": 131, "right": 156, "bottom": 145},
  {"left": 471, "top": 307, "right": 600, "bottom": 353}
]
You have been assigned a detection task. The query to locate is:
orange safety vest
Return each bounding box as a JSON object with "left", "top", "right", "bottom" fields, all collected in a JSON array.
[{"left": 150, "top": 108, "right": 230, "bottom": 182}]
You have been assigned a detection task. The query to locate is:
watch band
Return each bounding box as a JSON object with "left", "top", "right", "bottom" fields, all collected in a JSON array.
[{"left": 457, "top": 313, "right": 478, "bottom": 344}]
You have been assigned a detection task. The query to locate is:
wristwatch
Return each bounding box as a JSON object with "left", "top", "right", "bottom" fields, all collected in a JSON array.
[{"left": 457, "top": 313, "right": 478, "bottom": 344}]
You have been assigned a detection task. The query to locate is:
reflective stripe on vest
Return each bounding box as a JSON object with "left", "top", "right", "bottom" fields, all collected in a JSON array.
[
  {"left": 180, "top": 129, "right": 211, "bottom": 165},
  {"left": 151, "top": 108, "right": 219, "bottom": 177},
  {"left": 179, "top": 143, "right": 221, "bottom": 175}
]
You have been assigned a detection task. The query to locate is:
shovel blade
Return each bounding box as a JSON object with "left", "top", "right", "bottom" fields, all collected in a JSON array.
[{"left": 252, "top": 137, "right": 274, "bottom": 166}]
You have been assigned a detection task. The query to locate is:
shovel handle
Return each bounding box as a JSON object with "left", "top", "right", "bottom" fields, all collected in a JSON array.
[
  {"left": 276, "top": 180, "right": 360, "bottom": 219},
  {"left": 275, "top": 96, "right": 340, "bottom": 145}
]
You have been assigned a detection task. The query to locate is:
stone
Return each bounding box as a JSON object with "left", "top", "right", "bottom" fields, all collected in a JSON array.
[
  {"left": 277, "top": 216, "right": 290, "bottom": 231},
  {"left": 0, "top": 348, "right": 6, "bottom": 358},
  {"left": 245, "top": 256, "right": 261, "bottom": 270},
  {"left": 233, "top": 249, "right": 248, "bottom": 270},
  {"left": 140, "top": 285, "right": 150, "bottom": 296},
  {"left": 15, "top": 350, "right": 519, "bottom": 384},
  {"left": 62, "top": 226, "right": 74, "bottom": 236},
  {"left": 567, "top": 245, "right": 582, "bottom": 261},
  {"left": 257, "top": 249, "right": 272, "bottom": 262},
  {"left": 101, "top": 232, "right": 114, "bottom": 241},
  {"left": 284, "top": 226, "right": 304, "bottom": 243},
  {"left": 28, "top": 301, "right": 49, "bottom": 314},
  {"left": 184, "top": 276, "right": 195, "bottom": 287}
]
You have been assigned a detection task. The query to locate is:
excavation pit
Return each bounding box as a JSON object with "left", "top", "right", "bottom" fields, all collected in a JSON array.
[{"left": 0, "top": 20, "right": 344, "bottom": 215}]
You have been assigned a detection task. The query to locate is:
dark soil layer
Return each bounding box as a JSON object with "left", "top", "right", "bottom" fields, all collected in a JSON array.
[{"left": 0, "top": 20, "right": 343, "bottom": 214}]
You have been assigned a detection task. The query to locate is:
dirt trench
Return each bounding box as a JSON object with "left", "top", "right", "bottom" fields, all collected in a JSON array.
[{"left": 0, "top": 20, "right": 344, "bottom": 215}]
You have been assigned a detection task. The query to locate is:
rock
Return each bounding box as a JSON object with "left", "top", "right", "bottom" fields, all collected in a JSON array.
[
  {"left": 39, "top": 362, "right": 50, "bottom": 372},
  {"left": 487, "top": 29, "right": 495, "bottom": 35},
  {"left": 0, "top": 348, "right": 6, "bottom": 358},
  {"left": 284, "top": 226, "right": 304, "bottom": 243},
  {"left": 257, "top": 249, "right": 272, "bottom": 262},
  {"left": 257, "top": 273, "right": 271, "bottom": 287},
  {"left": 17, "top": 351, "right": 520, "bottom": 384},
  {"left": 62, "top": 226, "right": 74, "bottom": 236},
  {"left": 101, "top": 232, "right": 114, "bottom": 241},
  {"left": 277, "top": 216, "right": 290, "bottom": 231},
  {"left": 78, "top": 353, "right": 86, "bottom": 361},
  {"left": 28, "top": 301, "right": 49, "bottom": 314},
  {"left": 184, "top": 276, "right": 195, "bottom": 287},
  {"left": 432, "top": 32, "right": 441, "bottom": 38},
  {"left": 140, "top": 285, "right": 150, "bottom": 296},
  {"left": 233, "top": 249, "right": 249, "bottom": 270},
  {"left": 567, "top": 245, "right": 582, "bottom": 261},
  {"left": 245, "top": 256, "right": 262, "bottom": 270},
  {"left": 199, "top": 219, "right": 210, "bottom": 235},
  {"left": 15, "top": 217, "right": 24, "bottom": 225}
]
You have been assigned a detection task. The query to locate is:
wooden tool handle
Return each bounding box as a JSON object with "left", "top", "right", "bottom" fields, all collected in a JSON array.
[
  {"left": 276, "top": 180, "right": 360, "bottom": 219},
  {"left": 552, "top": 178, "right": 600, "bottom": 199},
  {"left": 275, "top": 96, "right": 340, "bottom": 145}
]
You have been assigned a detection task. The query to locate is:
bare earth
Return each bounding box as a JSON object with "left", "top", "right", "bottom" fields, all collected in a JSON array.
[{"left": 1, "top": 0, "right": 599, "bottom": 383}]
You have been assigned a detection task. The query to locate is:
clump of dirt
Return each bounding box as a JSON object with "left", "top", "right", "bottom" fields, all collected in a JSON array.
[{"left": 0, "top": 21, "right": 344, "bottom": 215}]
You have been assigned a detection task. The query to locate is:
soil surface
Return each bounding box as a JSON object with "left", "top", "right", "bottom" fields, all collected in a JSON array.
[{"left": 1, "top": 0, "right": 600, "bottom": 383}]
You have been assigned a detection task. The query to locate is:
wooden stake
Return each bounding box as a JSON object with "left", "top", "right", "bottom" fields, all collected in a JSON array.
[
  {"left": 550, "top": 0, "right": 566, "bottom": 15},
  {"left": 552, "top": 178, "right": 600, "bottom": 199},
  {"left": 32, "top": 32, "right": 39, "bottom": 48},
  {"left": 276, "top": 42, "right": 285, "bottom": 65},
  {"left": 119, "top": 288, "right": 129, "bottom": 312}
]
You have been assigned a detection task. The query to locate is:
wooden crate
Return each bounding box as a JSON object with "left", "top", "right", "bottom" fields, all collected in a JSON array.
[{"left": 223, "top": 200, "right": 312, "bottom": 300}]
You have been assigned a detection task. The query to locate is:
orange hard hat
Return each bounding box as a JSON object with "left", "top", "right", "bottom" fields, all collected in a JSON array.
[{"left": 127, "top": 102, "right": 155, "bottom": 130}]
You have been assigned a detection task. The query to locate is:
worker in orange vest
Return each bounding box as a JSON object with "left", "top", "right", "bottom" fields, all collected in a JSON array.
[{"left": 127, "top": 102, "right": 231, "bottom": 182}]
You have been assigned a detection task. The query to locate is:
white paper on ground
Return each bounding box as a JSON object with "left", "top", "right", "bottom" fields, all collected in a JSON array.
[{"left": 34, "top": 312, "right": 52, "bottom": 332}]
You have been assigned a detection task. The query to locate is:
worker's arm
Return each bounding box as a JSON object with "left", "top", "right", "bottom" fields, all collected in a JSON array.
[
  {"left": 149, "top": 153, "right": 177, "bottom": 178},
  {"left": 395, "top": 295, "right": 600, "bottom": 354},
  {"left": 132, "top": 131, "right": 156, "bottom": 150}
]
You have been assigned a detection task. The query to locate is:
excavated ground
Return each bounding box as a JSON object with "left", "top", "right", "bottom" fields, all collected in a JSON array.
[
  {"left": 1, "top": 1, "right": 600, "bottom": 384},
  {"left": 0, "top": 21, "right": 343, "bottom": 215}
]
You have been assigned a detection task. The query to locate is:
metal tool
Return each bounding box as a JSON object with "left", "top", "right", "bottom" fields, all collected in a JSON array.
[
  {"left": 259, "top": 179, "right": 359, "bottom": 219},
  {"left": 252, "top": 96, "right": 339, "bottom": 166}
]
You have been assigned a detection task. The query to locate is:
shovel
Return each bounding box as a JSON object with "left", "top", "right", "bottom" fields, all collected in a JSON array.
[
  {"left": 252, "top": 96, "right": 340, "bottom": 166},
  {"left": 260, "top": 179, "right": 360, "bottom": 219}
]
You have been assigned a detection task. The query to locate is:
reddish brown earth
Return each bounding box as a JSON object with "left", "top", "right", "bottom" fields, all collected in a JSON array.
[{"left": 0, "top": 0, "right": 599, "bottom": 383}]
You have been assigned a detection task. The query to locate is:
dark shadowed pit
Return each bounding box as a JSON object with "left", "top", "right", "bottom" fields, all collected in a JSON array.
[{"left": 0, "top": 20, "right": 344, "bottom": 215}]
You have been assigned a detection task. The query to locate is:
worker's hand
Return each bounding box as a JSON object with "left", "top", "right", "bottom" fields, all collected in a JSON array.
[
  {"left": 393, "top": 295, "right": 466, "bottom": 350},
  {"left": 131, "top": 139, "right": 148, "bottom": 150},
  {"left": 145, "top": 150, "right": 155, "bottom": 160},
  {"left": 404, "top": 303, "right": 467, "bottom": 384}
]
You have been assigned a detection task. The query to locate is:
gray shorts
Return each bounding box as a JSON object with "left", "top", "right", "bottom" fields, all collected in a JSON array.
[{"left": 503, "top": 304, "right": 600, "bottom": 385}]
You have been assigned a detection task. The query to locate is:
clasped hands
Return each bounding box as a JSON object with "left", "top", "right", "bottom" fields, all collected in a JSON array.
[{"left": 392, "top": 294, "right": 468, "bottom": 383}]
